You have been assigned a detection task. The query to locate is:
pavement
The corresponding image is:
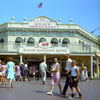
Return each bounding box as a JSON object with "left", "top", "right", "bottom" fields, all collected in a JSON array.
[{"left": 0, "top": 78, "right": 100, "bottom": 100}]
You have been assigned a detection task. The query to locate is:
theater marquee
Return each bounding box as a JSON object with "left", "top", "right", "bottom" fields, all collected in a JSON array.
[{"left": 19, "top": 47, "right": 70, "bottom": 54}]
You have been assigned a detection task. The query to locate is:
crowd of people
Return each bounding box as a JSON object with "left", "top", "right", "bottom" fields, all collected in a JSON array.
[
  {"left": 0, "top": 60, "right": 41, "bottom": 84},
  {"left": 0, "top": 58, "right": 32, "bottom": 88},
  {"left": 0, "top": 55, "right": 89, "bottom": 99}
]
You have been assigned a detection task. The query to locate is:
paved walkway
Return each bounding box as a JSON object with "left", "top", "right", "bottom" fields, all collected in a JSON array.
[{"left": 0, "top": 79, "right": 100, "bottom": 100}]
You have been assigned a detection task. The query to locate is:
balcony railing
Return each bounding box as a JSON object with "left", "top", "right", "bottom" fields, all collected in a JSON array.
[{"left": 0, "top": 42, "right": 99, "bottom": 53}]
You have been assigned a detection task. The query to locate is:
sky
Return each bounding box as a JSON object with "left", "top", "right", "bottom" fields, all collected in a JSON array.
[{"left": 0, "top": 0, "right": 100, "bottom": 36}]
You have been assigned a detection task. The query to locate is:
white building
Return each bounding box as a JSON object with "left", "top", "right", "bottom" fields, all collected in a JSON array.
[{"left": 0, "top": 16, "right": 100, "bottom": 78}]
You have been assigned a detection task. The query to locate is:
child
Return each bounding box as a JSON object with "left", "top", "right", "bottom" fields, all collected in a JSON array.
[{"left": 68, "top": 60, "right": 82, "bottom": 99}]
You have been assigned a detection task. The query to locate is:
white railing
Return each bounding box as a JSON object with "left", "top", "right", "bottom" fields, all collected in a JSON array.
[
  {"left": 0, "top": 43, "right": 20, "bottom": 52},
  {"left": 0, "top": 42, "right": 99, "bottom": 53}
]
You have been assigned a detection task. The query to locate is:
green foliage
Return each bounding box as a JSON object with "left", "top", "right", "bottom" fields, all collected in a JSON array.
[{"left": 97, "top": 35, "right": 100, "bottom": 46}]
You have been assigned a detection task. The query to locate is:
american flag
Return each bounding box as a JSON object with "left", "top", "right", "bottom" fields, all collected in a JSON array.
[{"left": 37, "top": 2, "right": 42, "bottom": 8}]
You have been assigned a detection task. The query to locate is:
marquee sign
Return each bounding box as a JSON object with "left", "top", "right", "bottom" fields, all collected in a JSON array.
[
  {"left": 19, "top": 47, "right": 70, "bottom": 54},
  {"left": 29, "top": 16, "right": 57, "bottom": 29}
]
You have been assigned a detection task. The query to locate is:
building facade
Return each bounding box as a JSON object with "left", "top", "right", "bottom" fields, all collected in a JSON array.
[{"left": 0, "top": 16, "right": 100, "bottom": 78}]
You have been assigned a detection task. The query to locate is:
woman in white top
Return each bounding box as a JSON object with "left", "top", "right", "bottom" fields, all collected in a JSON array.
[{"left": 47, "top": 58, "right": 62, "bottom": 95}]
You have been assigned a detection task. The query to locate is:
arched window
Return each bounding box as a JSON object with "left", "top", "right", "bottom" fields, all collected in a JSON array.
[
  {"left": 27, "top": 37, "right": 35, "bottom": 44},
  {"left": 0, "top": 38, "right": 4, "bottom": 49},
  {"left": 15, "top": 37, "right": 23, "bottom": 43},
  {"left": 51, "top": 38, "right": 58, "bottom": 44},
  {"left": 0, "top": 38, "right": 4, "bottom": 43},
  {"left": 39, "top": 38, "right": 46, "bottom": 43},
  {"left": 62, "top": 38, "right": 70, "bottom": 44}
]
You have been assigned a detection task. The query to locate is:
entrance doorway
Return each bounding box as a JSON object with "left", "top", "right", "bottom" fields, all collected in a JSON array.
[{"left": 28, "top": 61, "right": 40, "bottom": 78}]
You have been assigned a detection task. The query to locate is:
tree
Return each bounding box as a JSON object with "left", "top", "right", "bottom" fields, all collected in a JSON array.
[{"left": 97, "top": 35, "right": 100, "bottom": 46}]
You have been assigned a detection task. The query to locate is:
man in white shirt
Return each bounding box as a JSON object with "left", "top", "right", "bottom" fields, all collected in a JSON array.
[
  {"left": 40, "top": 61, "right": 47, "bottom": 84},
  {"left": 61, "top": 54, "right": 72, "bottom": 96}
]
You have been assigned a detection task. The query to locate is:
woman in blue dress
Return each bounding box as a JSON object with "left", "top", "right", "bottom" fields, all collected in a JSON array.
[{"left": 7, "top": 57, "right": 15, "bottom": 89}]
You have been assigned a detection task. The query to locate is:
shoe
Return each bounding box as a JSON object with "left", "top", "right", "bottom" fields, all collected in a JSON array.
[
  {"left": 79, "top": 95, "right": 83, "bottom": 99},
  {"left": 46, "top": 92, "right": 53, "bottom": 95},
  {"left": 8, "top": 86, "right": 12, "bottom": 89},
  {"left": 11, "top": 85, "right": 13, "bottom": 88},
  {"left": 43, "top": 81, "right": 45, "bottom": 85},
  {"left": 68, "top": 96, "right": 74, "bottom": 100},
  {"left": 74, "top": 93, "right": 77, "bottom": 96},
  {"left": 79, "top": 93, "right": 82, "bottom": 98},
  {"left": 61, "top": 93, "right": 65, "bottom": 97}
]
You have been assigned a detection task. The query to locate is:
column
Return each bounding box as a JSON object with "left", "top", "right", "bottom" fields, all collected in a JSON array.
[
  {"left": 90, "top": 44, "right": 92, "bottom": 53},
  {"left": 20, "top": 54, "right": 23, "bottom": 64},
  {"left": 44, "top": 55, "right": 46, "bottom": 63},
  {"left": 90, "top": 56, "right": 93, "bottom": 78},
  {"left": 97, "top": 57, "right": 99, "bottom": 77}
]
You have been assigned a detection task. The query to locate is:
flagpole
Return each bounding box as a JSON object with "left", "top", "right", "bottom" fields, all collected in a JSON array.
[
  {"left": 37, "top": 2, "right": 43, "bottom": 20},
  {"left": 41, "top": 1, "right": 43, "bottom": 17},
  {"left": 41, "top": 1, "right": 43, "bottom": 22}
]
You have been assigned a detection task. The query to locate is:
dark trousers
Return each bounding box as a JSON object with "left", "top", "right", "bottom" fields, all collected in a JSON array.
[
  {"left": 21, "top": 75, "right": 25, "bottom": 81},
  {"left": 37, "top": 71, "right": 40, "bottom": 80},
  {"left": 62, "top": 72, "right": 72, "bottom": 95},
  {"left": 25, "top": 71, "right": 31, "bottom": 81},
  {"left": 16, "top": 76, "right": 21, "bottom": 81}
]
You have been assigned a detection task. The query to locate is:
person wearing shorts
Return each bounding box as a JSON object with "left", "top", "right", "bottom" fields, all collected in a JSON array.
[
  {"left": 47, "top": 58, "right": 62, "bottom": 95},
  {"left": 68, "top": 60, "right": 82, "bottom": 99}
]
